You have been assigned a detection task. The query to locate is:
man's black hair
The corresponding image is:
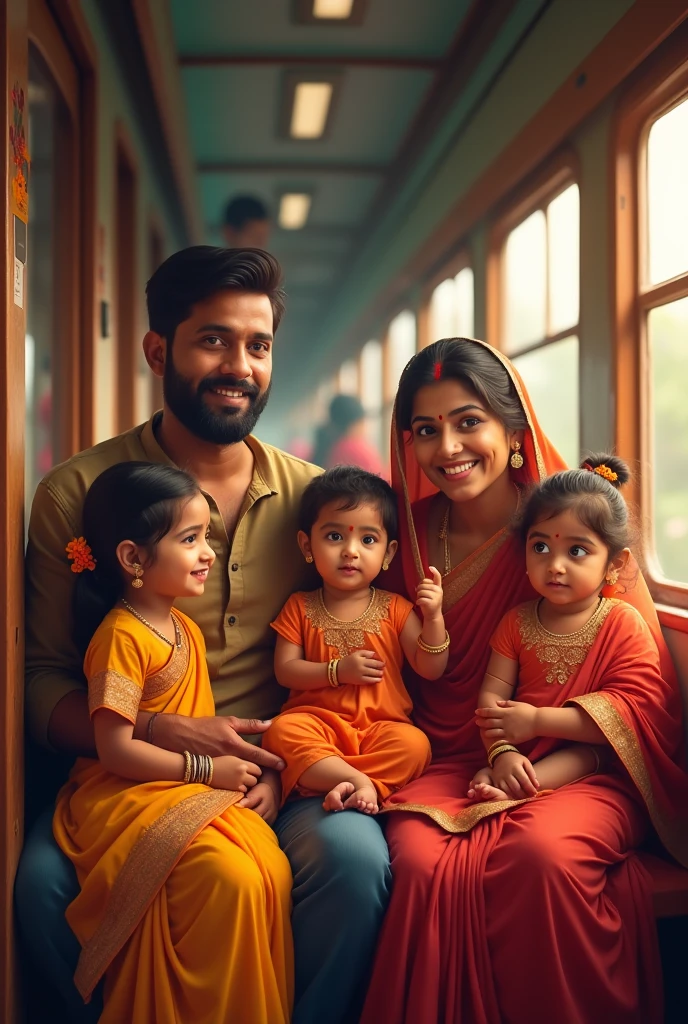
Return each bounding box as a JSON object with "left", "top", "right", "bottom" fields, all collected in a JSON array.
[
  {"left": 300, "top": 467, "right": 398, "bottom": 540},
  {"left": 146, "top": 245, "right": 285, "bottom": 344},
  {"left": 223, "top": 196, "right": 269, "bottom": 230}
]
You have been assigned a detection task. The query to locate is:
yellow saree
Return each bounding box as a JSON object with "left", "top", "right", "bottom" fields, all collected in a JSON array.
[{"left": 53, "top": 606, "right": 293, "bottom": 1024}]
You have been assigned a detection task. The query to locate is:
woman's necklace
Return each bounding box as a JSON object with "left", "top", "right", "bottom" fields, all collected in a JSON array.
[
  {"left": 438, "top": 485, "right": 522, "bottom": 577},
  {"left": 318, "top": 587, "right": 376, "bottom": 623},
  {"left": 120, "top": 598, "right": 182, "bottom": 650}
]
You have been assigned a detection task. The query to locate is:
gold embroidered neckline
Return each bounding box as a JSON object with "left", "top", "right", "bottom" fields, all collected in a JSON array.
[
  {"left": 518, "top": 598, "right": 616, "bottom": 684},
  {"left": 305, "top": 588, "right": 392, "bottom": 657}
]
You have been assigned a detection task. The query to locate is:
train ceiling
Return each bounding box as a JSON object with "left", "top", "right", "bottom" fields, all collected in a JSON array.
[{"left": 169, "top": 0, "right": 543, "bottom": 418}]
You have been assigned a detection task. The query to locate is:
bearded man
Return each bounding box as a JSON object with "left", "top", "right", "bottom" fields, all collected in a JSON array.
[{"left": 16, "top": 247, "right": 391, "bottom": 1024}]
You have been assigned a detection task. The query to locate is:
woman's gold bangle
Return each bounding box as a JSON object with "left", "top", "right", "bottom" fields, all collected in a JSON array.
[
  {"left": 487, "top": 744, "right": 519, "bottom": 768},
  {"left": 206, "top": 756, "right": 214, "bottom": 786},
  {"left": 183, "top": 750, "right": 192, "bottom": 784},
  {"left": 416, "top": 630, "right": 450, "bottom": 654},
  {"left": 487, "top": 740, "right": 508, "bottom": 758}
]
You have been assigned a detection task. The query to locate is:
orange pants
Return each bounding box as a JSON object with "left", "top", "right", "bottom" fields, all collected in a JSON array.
[{"left": 263, "top": 709, "right": 432, "bottom": 804}]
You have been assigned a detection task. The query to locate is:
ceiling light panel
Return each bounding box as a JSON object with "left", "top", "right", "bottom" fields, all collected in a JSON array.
[
  {"left": 279, "top": 193, "right": 312, "bottom": 230},
  {"left": 290, "top": 81, "right": 333, "bottom": 139},
  {"left": 313, "top": 0, "right": 355, "bottom": 17}
]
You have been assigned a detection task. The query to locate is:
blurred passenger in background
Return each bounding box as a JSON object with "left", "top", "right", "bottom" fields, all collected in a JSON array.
[
  {"left": 313, "top": 394, "right": 385, "bottom": 476},
  {"left": 221, "top": 195, "right": 271, "bottom": 249}
]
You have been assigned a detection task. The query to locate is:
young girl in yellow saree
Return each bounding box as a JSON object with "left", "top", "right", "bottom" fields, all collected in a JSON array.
[{"left": 52, "top": 462, "right": 293, "bottom": 1024}]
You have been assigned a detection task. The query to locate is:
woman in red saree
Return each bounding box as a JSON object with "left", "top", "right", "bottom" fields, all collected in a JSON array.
[{"left": 361, "top": 338, "right": 688, "bottom": 1024}]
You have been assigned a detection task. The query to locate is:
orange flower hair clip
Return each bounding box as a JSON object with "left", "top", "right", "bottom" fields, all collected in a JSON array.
[
  {"left": 582, "top": 462, "right": 618, "bottom": 483},
  {"left": 66, "top": 536, "right": 96, "bottom": 573}
]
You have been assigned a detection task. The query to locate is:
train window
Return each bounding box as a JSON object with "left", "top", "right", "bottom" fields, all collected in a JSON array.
[
  {"left": 429, "top": 267, "right": 474, "bottom": 340},
  {"left": 359, "top": 339, "right": 383, "bottom": 452},
  {"left": 501, "top": 183, "right": 580, "bottom": 467},
  {"left": 338, "top": 358, "right": 359, "bottom": 395},
  {"left": 643, "top": 98, "right": 688, "bottom": 588},
  {"left": 383, "top": 309, "right": 417, "bottom": 447}
]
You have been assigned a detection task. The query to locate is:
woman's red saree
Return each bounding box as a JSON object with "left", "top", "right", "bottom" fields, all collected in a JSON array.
[{"left": 361, "top": 340, "right": 688, "bottom": 1024}]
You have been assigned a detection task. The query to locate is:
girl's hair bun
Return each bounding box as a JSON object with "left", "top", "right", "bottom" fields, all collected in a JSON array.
[{"left": 579, "top": 453, "right": 630, "bottom": 489}]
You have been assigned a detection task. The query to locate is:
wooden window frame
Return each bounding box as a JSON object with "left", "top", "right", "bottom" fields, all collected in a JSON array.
[
  {"left": 148, "top": 211, "right": 165, "bottom": 412},
  {"left": 486, "top": 149, "right": 580, "bottom": 357},
  {"left": 614, "top": 22, "right": 688, "bottom": 612},
  {"left": 114, "top": 121, "right": 139, "bottom": 433},
  {"left": 419, "top": 249, "right": 473, "bottom": 350}
]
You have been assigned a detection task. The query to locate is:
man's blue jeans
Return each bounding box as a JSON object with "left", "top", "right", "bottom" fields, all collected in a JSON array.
[{"left": 15, "top": 797, "right": 391, "bottom": 1023}]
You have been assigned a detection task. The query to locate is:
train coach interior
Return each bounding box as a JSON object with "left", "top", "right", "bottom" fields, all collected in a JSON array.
[{"left": 2, "top": 0, "right": 688, "bottom": 1019}]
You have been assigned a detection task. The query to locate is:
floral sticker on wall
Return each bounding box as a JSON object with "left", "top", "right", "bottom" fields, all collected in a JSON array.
[{"left": 9, "top": 83, "right": 30, "bottom": 222}]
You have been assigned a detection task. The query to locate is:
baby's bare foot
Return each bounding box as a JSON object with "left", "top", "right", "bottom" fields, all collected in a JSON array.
[
  {"left": 323, "top": 781, "right": 355, "bottom": 812},
  {"left": 342, "top": 783, "right": 378, "bottom": 815}
]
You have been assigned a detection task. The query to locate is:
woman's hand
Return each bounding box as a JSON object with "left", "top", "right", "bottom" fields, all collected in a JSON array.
[
  {"left": 491, "top": 750, "right": 539, "bottom": 798},
  {"left": 467, "top": 767, "right": 511, "bottom": 802},
  {"left": 338, "top": 650, "right": 385, "bottom": 685},
  {"left": 415, "top": 566, "right": 444, "bottom": 623},
  {"left": 475, "top": 700, "right": 539, "bottom": 744},
  {"left": 212, "top": 755, "right": 261, "bottom": 792}
]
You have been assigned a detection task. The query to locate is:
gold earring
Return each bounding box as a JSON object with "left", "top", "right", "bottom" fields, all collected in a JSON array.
[
  {"left": 305, "top": 555, "right": 314, "bottom": 564},
  {"left": 510, "top": 441, "right": 524, "bottom": 469},
  {"left": 605, "top": 567, "right": 619, "bottom": 586},
  {"left": 382, "top": 560, "right": 389, "bottom": 571},
  {"left": 131, "top": 563, "right": 144, "bottom": 589}
]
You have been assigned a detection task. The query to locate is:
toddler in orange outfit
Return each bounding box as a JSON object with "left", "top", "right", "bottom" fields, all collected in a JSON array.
[{"left": 263, "top": 467, "right": 448, "bottom": 814}]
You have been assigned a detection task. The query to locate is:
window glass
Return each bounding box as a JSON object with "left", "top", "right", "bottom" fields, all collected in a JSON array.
[
  {"left": 503, "top": 210, "right": 546, "bottom": 355},
  {"left": 547, "top": 184, "right": 579, "bottom": 335},
  {"left": 455, "top": 266, "right": 474, "bottom": 337},
  {"left": 513, "top": 336, "right": 579, "bottom": 468},
  {"left": 338, "top": 359, "right": 359, "bottom": 395},
  {"left": 387, "top": 310, "right": 416, "bottom": 393},
  {"left": 647, "top": 97, "right": 688, "bottom": 285},
  {"left": 25, "top": 48, "right": 69, "bottom": 522},
  {"left": 360, "top": 339, "right": 383, "bottom": 450},
  {"left": 648, "top": 297, "right": 688, "bottom": 584},
  {"left": 429, "top": 279, "right": 457, "bottom": 340}
]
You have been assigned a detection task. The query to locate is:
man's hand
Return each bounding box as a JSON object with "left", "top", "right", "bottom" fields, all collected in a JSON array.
[
  {"left": 475, "top": 700, "right": 539, "bottom": 745},
  {"left": 152, "top": 714, "right": 286, "bottom": 770}
]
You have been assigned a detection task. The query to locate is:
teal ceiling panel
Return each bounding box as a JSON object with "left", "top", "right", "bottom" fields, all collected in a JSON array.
[
  {"left": 182, "top": 65, "right": 432, "bottom": 162},
  {"left": 171, "top": 0, "right": 472, "bottom": 58}
]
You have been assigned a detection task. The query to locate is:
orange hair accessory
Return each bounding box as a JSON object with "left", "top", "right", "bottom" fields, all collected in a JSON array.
[
  {"left": 582, "top": 462, "right": 618, "bottom": 483},
  {"left": 66, "top": 536, "right": 96, "bottom": 573}
]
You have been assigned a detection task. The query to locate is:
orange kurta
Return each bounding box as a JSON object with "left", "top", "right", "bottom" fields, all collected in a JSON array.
[
  {"left": 53, "top": 606, "right": 293, "bottom": 1024},
  {"left": 263, "top": 588, "right": 431, "bottom": 801}
]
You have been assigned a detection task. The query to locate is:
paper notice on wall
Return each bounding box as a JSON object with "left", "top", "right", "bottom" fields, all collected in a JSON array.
[{"left": 13, "top": 257, "right": 23, "bottom": 308}]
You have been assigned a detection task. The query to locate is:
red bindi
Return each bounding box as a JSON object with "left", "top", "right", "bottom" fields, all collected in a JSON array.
[
  {"left": 555, "top": 534, "right": 559, "bottom": 538},
  {"left": 349, "top": 526, "right": 354, "bottom": 532},
  {"left": 438, "top": 414, "right": 443, "bottom": 421}
]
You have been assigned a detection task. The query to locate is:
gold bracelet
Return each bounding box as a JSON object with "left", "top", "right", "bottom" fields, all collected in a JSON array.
[
  {"left": 487, "top": 739, "right": 509, "bottom": 759},
  {"left": 487, "top": 744, "right": 520, "bottom": 768},
  {"left": 207, "top": 756, "right": 214, "bottom": 787},
  {"left": 147, "top": 712, "right": 159, "bottom": 744},
  {"left": 327, "top": 659, "right": 341, "bottom": 688},
  {"left": 183, "top": 750, "right": 192, "bottom": 784},
  {"left": 416, "top": 630, "right": 450, "bottom": 654}
]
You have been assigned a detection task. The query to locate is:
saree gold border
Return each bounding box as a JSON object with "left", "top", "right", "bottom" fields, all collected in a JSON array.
[
  {"left": 393, "top": 338, "right": 547, "bottom": 588},
  {"left": 88, "top": 670, "right": 140, "bottom": 722},
  {"left": 74, "top": 788, "right": 243, "bottom": 1000},
  {"left": 382, "top": 795, "right": 531, "bottom": 833},
  {"left": 568, "top": 693, "right": 688, "bottom": 868}
]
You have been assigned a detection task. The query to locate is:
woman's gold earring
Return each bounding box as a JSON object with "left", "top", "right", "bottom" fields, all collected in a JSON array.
[
  {"left": 305, "top": 555, "right": 314, "bottom": 564},
  {"left": 382, "top": 560, "right": 389, "bottom": 571},
  {"left": 510, "top": 441, "right": 524, "bottom": 469},
  {"left": 131, "top": 563, "right": 144, "bottom": 589},
  {"left": 605, "top": 567, "right": 620, "bottom": 587}
]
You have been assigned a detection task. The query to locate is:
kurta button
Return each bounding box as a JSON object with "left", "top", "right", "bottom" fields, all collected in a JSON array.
[
  {"left": 231, "top": 563, "right": 239, "bottom": 572},
  {"left": 228, "top": 616, "right": 236, "bottom": 625}
]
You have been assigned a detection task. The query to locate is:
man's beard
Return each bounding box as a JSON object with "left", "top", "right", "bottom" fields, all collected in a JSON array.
[{"left": 163, "top": 358, "right": 271, "bottom": 445}]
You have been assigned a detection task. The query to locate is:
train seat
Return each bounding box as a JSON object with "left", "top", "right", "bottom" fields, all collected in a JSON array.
[{"left": 638, "top": 851, "right": 688, "bottom": 918}]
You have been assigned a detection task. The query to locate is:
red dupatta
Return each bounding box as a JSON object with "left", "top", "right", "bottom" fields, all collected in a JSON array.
[{"left": 385, "top": 338, "right": 688, "bottom": 863}]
